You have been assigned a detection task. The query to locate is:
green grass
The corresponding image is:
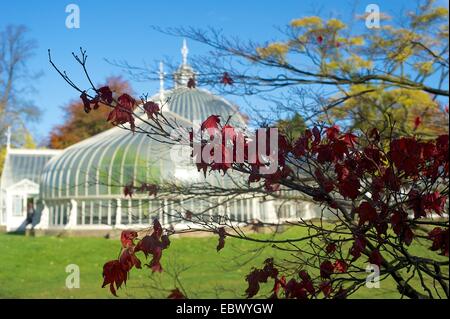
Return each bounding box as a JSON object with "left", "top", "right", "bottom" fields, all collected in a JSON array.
[{"left": 0, "top": 227, "right": 446, "bottom": 299}]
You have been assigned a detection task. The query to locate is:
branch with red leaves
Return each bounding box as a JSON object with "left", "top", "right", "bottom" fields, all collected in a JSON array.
[{"left": 50, "top": 49, "right": 448, "bottom": 299}]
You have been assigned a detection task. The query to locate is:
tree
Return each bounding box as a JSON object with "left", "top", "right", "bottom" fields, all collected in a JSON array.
[
  {"left": 49, "top": 1, "right": 449, "bottom": 299},
  {"left": 48, "top": 76, "right": 133, "bottom": 149},
  {"left": 135, "top": 0, "right": 447, "bottom": 139},
  {"left": 0, "top": 25, "right": 41, "bottom": 173}
]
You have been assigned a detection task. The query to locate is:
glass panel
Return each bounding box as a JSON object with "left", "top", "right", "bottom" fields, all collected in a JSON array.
[{"left": 12, "top": 195, "right": 23, "bottom": 217}]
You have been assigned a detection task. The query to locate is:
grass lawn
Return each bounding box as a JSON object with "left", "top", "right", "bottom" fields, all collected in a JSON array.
[{"left": 0, "top": 226, "right": 446, "bottom": 299}]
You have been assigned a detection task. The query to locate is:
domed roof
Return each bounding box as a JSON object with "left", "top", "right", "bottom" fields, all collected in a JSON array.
[
  {"left": 40, "top": 41, "right": 247, "bottom": 200},
  {"left": 40, "top": 91, "right": 246, "bottom": 200},
  {"left": 164, "top": 87, "right": 245, "bottom": 126}
]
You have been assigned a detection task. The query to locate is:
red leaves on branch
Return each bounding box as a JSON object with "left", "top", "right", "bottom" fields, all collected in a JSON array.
[
  {"left": 326, "top": 243, "right": 337, "bottom": 254},
  {"left": 79, "top": 86, "right": 114, "bottom": 113},
  {"left": 413, "top": 116, "right": 422, "bottom": 130},
  {"left": 167, "top": 288, "right": 186, "bottom": 299},
  {"left": 369, "top": 249, "right": 384, "bottom": 267},
  {"left": 349, "top": 236, "right": 367, "bottom": 261},
  {"left": 319, "top": 260, "right": 334, "bottom": 279},
  {"left": 221, "top": 72, "right": 234, "bottom": 85},
  {"left": 97, "top": 86, "right": 113, "bottom": 104},
  {"left": 187, "top": 77, "right": 196, "bottom": 88},
  {"left": 408, "top": 190, "right": 447, "bottom": 218},
  {"left": 123, "top": 182, "right": 134, "bottom": 197},
  {"left": 429, "top": 228, "right": 449, "bottom": 256},
  {"left": 391, "top": 211, "right": 414, "bottom": 246},
  {"left": 143, "top": 101, "right": 160, "bottom": 119},
  {"left": 325, "top": 125, "right": 340, "bottom": 140},
  {"left": 333, "top": 259, "right": 348, "bottom": 273},
  {"left": 201, "top": 114, "right": 221, "bottom": 134},
  {"left": 102, "top": 222, "right": 170, "bottom": 296},
  {"left": 245, "top": 258, "right": 279, "bottom": 298},
  {"left": 121, "top": 230, "right": 138, "bottom": 248},
  {"left": 102, "top": 229, "right": 142, "bottom": 296},
  {"left": 357, "top": 201, "right": 378, "bottom": 226},
  {"left": 102, "top": 260, "right": 128, "bottom": 297},
  {"left": 134, "top": 219, "right": 169, "bottom": 273},
  {"left": 123, "top": 182, "right": 158, "bottom": 198},
  {"left": 119, "top": 247, "right": 142, "bottom": 271},
  {"left": 319, "top": 281, "right": 332, "bottom": 297},
  {"left": 80, "top": 92, "right": 92, "bottom": 113},
  {"left": 107, "top": 93, "right": 136, "bottom": 132},
  {"left": 216, "top": 227, "right": 226, "bottom": 251}
]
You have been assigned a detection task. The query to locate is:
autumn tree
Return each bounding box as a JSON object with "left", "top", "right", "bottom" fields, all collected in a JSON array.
[
  {"left": 137, "top": 0, "right": 448, "bottom": 139},
  {"left": 48, "top": 76, "right": 133, "bottom": 149},
  {"left": 50, "top": 0, "right": 449, "bottom": 299}
]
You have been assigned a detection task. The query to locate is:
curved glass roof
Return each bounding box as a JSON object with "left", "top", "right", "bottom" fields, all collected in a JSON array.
[
  {"left": 165, "top": 87, "right": 245, "bottom": 126},
  {"left": 40, "top": 87, "right": 247, "bottom": 200}
]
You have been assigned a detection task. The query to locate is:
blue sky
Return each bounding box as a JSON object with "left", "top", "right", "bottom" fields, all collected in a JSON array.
[{"left": 0, "top": 0, "right": 447, "bottom": 144}]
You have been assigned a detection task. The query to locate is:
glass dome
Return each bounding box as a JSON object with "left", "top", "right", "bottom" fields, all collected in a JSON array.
[{"left": 38, "top": 86, "right": 254, "bottom": 228}]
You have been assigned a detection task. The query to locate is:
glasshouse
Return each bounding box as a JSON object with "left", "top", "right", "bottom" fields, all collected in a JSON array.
[{"left": 0, "top": 41, "right": 322, "bottom": 233}]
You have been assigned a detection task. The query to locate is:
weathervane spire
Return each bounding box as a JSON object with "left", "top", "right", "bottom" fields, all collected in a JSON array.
[
  {"left": 159, "top": 61, "right": 165, "bottom": 100},
  {"left": 181, "top": 39, "right": 188, "bottom": 66}
]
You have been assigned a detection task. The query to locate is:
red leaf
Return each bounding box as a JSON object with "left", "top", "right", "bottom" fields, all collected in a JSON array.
[
  {"left": 341, "top": 132, "right": 357, "bottom": 147},
  {"left": 123, "top": 183, "right": 134, "bottom": 197},
  {"left": 201, "top": 114, "right": 221, "bottom": 135},
  {"left": 413, "top": 116, "right": 422, "bottom": 130},
  {"left": 325, "top": 125, "right": 340, "bottom": 140},
  {"left": 319, "top": 260, "right": 334, "bottom": 279},
  {"left": 369, "top": 249, "right": 383, "bottom": 267},
  {"left": 167, "top": 288, "right": 186, "bottom": 299},
  {"left": 350, "top": 236, "right": 367, "bottom": 260},
  {"left": 80, "top": 91, "right": 92, "bottom": 113},
  {"left": 102, "top": 260, "right": 128, "bottom": 297},
  {"left": 117, "top": 93, "right": 135, "bottom": 110},
  {"left": 429, "top": 227, "right": 449, "bottom": 256},
  {"left": 319, "top": 281, "right": 332, "bottom": 297},
  {"left": 221, "top": 72, "right": 234, "bottom": 85},
  {"left": 97, "top": 86, "right": 113, "bottom": 104},
  {"left": 120, "top": 230, "right": 138, "bottom": 248},
  {"left": 119, "top": 247, "right": 141, "bottom": 271},
  {"left": 326, "top": 243, "right": 337, "bottom": 254},
  {"left": 357, "top": 201, "right": 378, "bottom": 226},
  {"left": 317, "top": 35, "right": 324, "bottom": 44},
  {"left": 187, "top": 77, "right": 196, "bottom": 88},
  {"left": 143, "top": 101, "right": 160, "bottom": 119},
  {"left": 245, "top": 258, "right": 278, "bottom": 298},
  {"left": 216, "top": 227, "right": 226, "bottom": 251},
  {"left": 333, "top": 259, "right": 348, "bottom": 273}
]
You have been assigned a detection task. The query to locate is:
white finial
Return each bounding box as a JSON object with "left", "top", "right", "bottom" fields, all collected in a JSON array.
[
  {"left": 5, "top": 126, "right": 11, "bottom": 150},
  {"left": 181, "top": 39, "right": 188, "bottom": 66},
  {"left": 159, "top": 61, "right": 165, "bottom": 101}
]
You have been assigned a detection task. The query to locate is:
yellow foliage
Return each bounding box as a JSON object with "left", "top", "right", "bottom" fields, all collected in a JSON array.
[
  {"left": 333, "top": 87, "right": 443, "bottom": 136},
  {"left": 290, "top": 16, "right": 323, "bottom": 28},
  {"left": 327, "top": 19, "right": 346, "bottom": 30},
  {"left": 340, "top": 55, "right": 373, "bottom": 71},
  {"left": 23, "top": 132, "right": 37, "bottom": 149},
  {"left": 388, "top": 45, "right": 413, "bottom": 62},
  {"left": 415, "top": 61, "right": 434, "bottom": 75},
  {"left": 256, "top": 42, "right": 289, "bottom": 62},
  {"left": 412, "top": 6, "right": 449, "bottom": 27},
  {"left": 348, "top": 36, "right": 365, "bottom": 46}
]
